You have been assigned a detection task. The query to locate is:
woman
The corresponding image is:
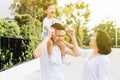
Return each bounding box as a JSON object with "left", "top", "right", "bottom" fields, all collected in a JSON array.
[{"left": 66, "top": 29, "right": 112, "bottom": 80}]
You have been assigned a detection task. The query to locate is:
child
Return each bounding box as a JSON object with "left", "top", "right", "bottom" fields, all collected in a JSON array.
[{"left": 42, "top": 2, "right": 70, "bottom": 65}]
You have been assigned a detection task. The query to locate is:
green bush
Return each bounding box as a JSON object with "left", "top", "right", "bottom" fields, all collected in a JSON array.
[{"left": 0, "top": 14, "right": 42, "bottom": 70}]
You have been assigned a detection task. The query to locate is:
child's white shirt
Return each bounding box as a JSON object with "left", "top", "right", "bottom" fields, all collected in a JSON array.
[{"left": 42, "top": 17, "right": 58, "bottom": 38}]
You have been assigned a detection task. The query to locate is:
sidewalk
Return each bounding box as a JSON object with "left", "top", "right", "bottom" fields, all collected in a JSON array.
[{"left": 23, "top": 48, "right": 120, "bottom": 80}]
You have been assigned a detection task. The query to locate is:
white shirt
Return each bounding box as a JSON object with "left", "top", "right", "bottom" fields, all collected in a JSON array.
[
  {"left": 42, "top": 17, "right": 58, "bottom": 38},
  {"left": 40, "top": 45, "right": 64, "bottom": 80},
  {"left": 78, "top": 48, "right": 110, "bottom": 80}
]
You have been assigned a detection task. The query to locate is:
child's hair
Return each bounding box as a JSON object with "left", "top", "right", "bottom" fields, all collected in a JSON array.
[
  {"left": 51, "top": 23, "right": 65, "bottom": 30},
  {"left": 96, "top": 29, "right": 112, "bottom": 55},
  {"left": 40, "top": 2, "right": 54, "bottom": 22},
  {"left": 43, "top": 2, "right": 54, "bottom": 11}
]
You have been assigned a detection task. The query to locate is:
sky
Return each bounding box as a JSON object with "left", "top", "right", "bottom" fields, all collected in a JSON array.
[
  {"left": 0, "top": 0, "right": 120, "bottom": 28},
  {"left": 0, "top": 0, "right": 13, "bottom": 18},
  {"left": 59, "top": 0, "right": 120, "bottom": 28}
]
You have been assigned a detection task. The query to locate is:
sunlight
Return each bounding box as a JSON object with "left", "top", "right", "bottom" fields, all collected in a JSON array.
[{"left": 58, "top": 0, "right": 120, "bottom": 28}]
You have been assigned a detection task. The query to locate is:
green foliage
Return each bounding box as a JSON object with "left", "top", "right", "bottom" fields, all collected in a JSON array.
[
  {"left": 94, "top": 20, "right": 116, "bottom": 46},
  {"left": 14, "top": 14, "right": 42, "bottom": 39},
  {"left": 0, "top": 14, "right": 42, "bottom": 70},
  {"left": 58, "top": 1, "right": 90, "bottom": 46},
  {"left": 10, "top": 0, "right": 58, "bottom": 21},
  {"left": 0, "top": 19, "right": 21, "bottom": 38}
]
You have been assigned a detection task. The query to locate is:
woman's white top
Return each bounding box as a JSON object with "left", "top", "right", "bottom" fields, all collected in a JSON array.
[{"left": 78, "top": 48, "right": 110, "bottom": 80}]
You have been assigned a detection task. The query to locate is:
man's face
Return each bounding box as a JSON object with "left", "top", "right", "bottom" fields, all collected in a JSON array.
[{"left": 52, "top": 29, "right": 66, "bottom": 44}]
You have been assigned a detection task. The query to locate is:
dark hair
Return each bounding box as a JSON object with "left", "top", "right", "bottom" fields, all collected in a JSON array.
[
  {"left": 51, "top": 23, "right": 65, "bottom": 30},
  {"left": 96, "top": 29, "right": 112, "bottom": 55},
  {"left": 43, "top": 2, "right": 54, "bottom": 10}
]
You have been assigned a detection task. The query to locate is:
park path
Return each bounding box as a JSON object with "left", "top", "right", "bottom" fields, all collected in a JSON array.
[{"left": 23, "top": 48, "right": 120, "bottom": 80}]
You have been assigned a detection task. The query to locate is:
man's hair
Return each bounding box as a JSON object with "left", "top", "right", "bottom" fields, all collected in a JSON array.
[
  {"left": 43, "top": 2, "right": 54, "bottom": 10},
  {"left": 96, "top": 29, "right": 112, "bottom": 55},
  {"left": 51, "top": 23, "right": 65, "bottom": 30}
]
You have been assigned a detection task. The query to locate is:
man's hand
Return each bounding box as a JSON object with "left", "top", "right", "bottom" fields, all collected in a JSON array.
[
  {"left": 65, "top": 27, "right": 75, "bottom": 38},
  {"left": 56, "top": 41, "right": 65, "bottom": 50}
]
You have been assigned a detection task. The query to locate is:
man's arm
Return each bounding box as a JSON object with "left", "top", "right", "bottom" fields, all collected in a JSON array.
[
  {"left": 64, "top": 41, "right": 73, "bottom": 49},
  {"left": 33, "top": 35, "right": 51, "bottom": 58},
  {"left": 65, "top": 48, "right": 77, "bottom": 57},
  {"left": 65, "top": 28, "right": 80, "bottom": 57},
  {"left": 33, "top": 27, "right": 52, "bottom": 58}
]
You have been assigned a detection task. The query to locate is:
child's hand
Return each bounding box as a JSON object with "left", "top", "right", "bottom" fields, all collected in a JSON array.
[{"left": 46, "top": 27, "right": 55, "bottom": 37}]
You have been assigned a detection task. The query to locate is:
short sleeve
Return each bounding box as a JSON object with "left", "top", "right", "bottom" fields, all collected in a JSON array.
[{"left": 78, "top": 48, "right": 93, "bottom": 57}]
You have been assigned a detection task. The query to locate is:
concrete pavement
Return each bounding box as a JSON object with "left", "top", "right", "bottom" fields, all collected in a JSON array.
[{"left": 22, "top": 48, "right": 120, "bottom": 80}]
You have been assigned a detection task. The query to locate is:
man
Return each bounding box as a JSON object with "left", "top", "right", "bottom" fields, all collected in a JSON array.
[{"left": 34, "top": 23, "right": 77, "bottom": 80}]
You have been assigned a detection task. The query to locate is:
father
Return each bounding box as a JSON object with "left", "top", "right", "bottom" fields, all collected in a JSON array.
[{"left": 34, "top": 23, "right": 77, "bottom": 80}]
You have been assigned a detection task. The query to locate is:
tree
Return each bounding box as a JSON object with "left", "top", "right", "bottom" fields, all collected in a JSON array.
[
  {"left": 10, "top": 0, "right": 57, "bottom": 21},
  {"left": 58, "top": 1, "right": 90, "bottom": 46},
  {"left": 93, "top": 20, "right": 116, "bottom": 46}
]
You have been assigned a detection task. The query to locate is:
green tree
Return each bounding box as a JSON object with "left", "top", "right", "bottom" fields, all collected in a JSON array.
[
  {"left": 10, "top": 0, "right": 57, "bottom": 21},
  {"left": 93, "top": 20, "right": 116, "bottom": 46},
  {"left": 58, "top": 1, "right": 90, "bottom": 46}
]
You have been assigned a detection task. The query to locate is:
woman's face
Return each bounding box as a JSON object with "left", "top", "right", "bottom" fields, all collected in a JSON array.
[{"left": 89, "top": 33, "right": 97, "bottom": 48}]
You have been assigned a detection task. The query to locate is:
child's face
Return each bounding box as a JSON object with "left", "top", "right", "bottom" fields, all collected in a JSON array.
[{"left": 45, "top": 5, "right": 55, "bottom": 17}]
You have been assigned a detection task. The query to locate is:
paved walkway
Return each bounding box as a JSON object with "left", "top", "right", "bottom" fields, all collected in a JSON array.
[{"left": 23, "top": 48, "right": 120, "bottom": 80}]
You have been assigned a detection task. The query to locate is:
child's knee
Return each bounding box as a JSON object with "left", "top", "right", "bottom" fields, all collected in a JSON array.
[{"left": 48, "top": 39, "right": 53, "bottom": 46}]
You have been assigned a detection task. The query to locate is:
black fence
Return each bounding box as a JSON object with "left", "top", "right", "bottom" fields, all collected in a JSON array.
[{"left": 0, "top": 36, "right": 29, "bottom": 70}]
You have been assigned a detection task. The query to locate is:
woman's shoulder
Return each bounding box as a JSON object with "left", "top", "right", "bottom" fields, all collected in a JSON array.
[{"left": 78, "top": 48, "right": 93, "bottom": 57}]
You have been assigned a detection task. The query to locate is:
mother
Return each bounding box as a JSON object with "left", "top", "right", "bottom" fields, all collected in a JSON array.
[{"left": 66, "top": 29, "right": 112, "bottom": 80}]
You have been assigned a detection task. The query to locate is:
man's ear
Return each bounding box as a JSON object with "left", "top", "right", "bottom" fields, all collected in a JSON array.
[{"left": 52, "top": 32, "right": 55, "bottom": 37}]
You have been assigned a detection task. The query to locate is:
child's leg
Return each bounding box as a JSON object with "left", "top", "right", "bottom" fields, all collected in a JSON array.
[
  {"left": 47, "top": 39, "right": 53, "bottom": 56},
  {"left": 61, "top": 48, "right": 70, "bottom": 65},
  {"left": 47, "top": 39, "right": 57, "bottom": 64}
]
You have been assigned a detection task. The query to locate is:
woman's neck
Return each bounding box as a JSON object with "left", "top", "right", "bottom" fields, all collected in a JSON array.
[{"left": 93, "top": 47, "right": 99, "bottom": 55}]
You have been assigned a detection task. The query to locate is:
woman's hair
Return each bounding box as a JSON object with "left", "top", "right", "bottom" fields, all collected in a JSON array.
[
  {"left": 43, "top": 2, "right": 54, "bottom": 10},
  {"left": 96, "top": 29, "right": 112, "bottom": 55},
  {"left": 51, "top": 23, "right": 65, "bottom": 30}
]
